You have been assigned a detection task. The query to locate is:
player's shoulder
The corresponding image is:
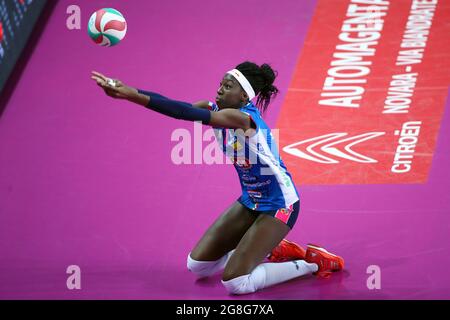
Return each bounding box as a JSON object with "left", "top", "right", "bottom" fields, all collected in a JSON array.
[
  {"left": 207, "top": 101, "right": 220, "bottom": 111},
  {"left": 192, "top": 100, "right": 219, "bottom": 110}
]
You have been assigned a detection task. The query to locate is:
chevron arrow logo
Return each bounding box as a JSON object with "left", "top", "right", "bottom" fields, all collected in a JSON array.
[{"left": 283, "top": 132, "right": 386, "bottom": 164}]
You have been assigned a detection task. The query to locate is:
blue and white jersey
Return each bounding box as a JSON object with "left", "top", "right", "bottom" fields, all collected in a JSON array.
[{"left": 208, "top": 101, "right": 300, "bottom": 211}]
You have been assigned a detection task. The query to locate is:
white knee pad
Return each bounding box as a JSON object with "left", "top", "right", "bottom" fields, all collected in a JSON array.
[
  {"left": 187, "top": 253, "right": 225, "bottom": 278},
  {"left": 187, "top": 250, "right": 235, "bottom": 278},
  {"left": 221, "top": 265, "right": 266, "bottom": 295}
]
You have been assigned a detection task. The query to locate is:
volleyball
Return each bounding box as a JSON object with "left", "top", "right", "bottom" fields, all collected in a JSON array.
[{"left": 88, "top": 8, "right": 127, "bottom": 47}]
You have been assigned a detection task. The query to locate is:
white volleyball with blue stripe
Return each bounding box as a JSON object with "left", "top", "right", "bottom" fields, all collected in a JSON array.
[{"left": 88, "top": 8, "right": 127, "bottom": 47}]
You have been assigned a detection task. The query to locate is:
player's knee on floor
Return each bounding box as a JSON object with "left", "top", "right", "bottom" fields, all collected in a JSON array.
[
  {"left": 186, "top": 253, "right": 220, "bottom": 278},
  {"left": 221, "top": 265, "right": 266, "bottom": 295}
]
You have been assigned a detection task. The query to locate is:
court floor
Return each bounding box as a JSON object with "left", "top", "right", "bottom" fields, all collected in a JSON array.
[{"left": 1, "top": 0, "right": 449, "bottom": 299}]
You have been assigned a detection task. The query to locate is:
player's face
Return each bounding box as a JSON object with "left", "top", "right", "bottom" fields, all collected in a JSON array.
[{"left": 215, "top": 74, "right": 247, "bottom": 109}]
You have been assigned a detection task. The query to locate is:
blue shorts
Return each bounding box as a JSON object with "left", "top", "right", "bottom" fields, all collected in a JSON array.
[{"left": 237, "top": 197, "right": 300, "bottom": 229}]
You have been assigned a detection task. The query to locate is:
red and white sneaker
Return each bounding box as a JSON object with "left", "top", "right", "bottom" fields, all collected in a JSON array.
[
  {"left": 268, "top": 239, "right": 307, "bottom": 262},
  {"left": 305, "top": 244, "right": 344, "bottom": 278}
]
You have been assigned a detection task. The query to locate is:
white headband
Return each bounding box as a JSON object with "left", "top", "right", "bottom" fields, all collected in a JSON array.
[{"left": 226, "top": 69, "right": 256, "bottom": 101}]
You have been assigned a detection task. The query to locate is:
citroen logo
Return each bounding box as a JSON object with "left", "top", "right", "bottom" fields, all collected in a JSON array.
[{"left": 283, "top": 132, "right": 385, "bottom": 164}]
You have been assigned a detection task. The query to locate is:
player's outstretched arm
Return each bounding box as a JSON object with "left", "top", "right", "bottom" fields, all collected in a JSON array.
[{"left": 90, "top": 71, "right": 251, "bottom": 130}]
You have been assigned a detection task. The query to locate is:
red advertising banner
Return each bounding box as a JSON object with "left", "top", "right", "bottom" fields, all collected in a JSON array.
[{"left": 277, "top": 0, "right": 450, "bottom": 184}]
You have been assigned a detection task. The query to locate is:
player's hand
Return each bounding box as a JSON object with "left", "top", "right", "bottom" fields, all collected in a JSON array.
[{"left": 91, "top": 71, "right": 134, "bottom": 99}]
